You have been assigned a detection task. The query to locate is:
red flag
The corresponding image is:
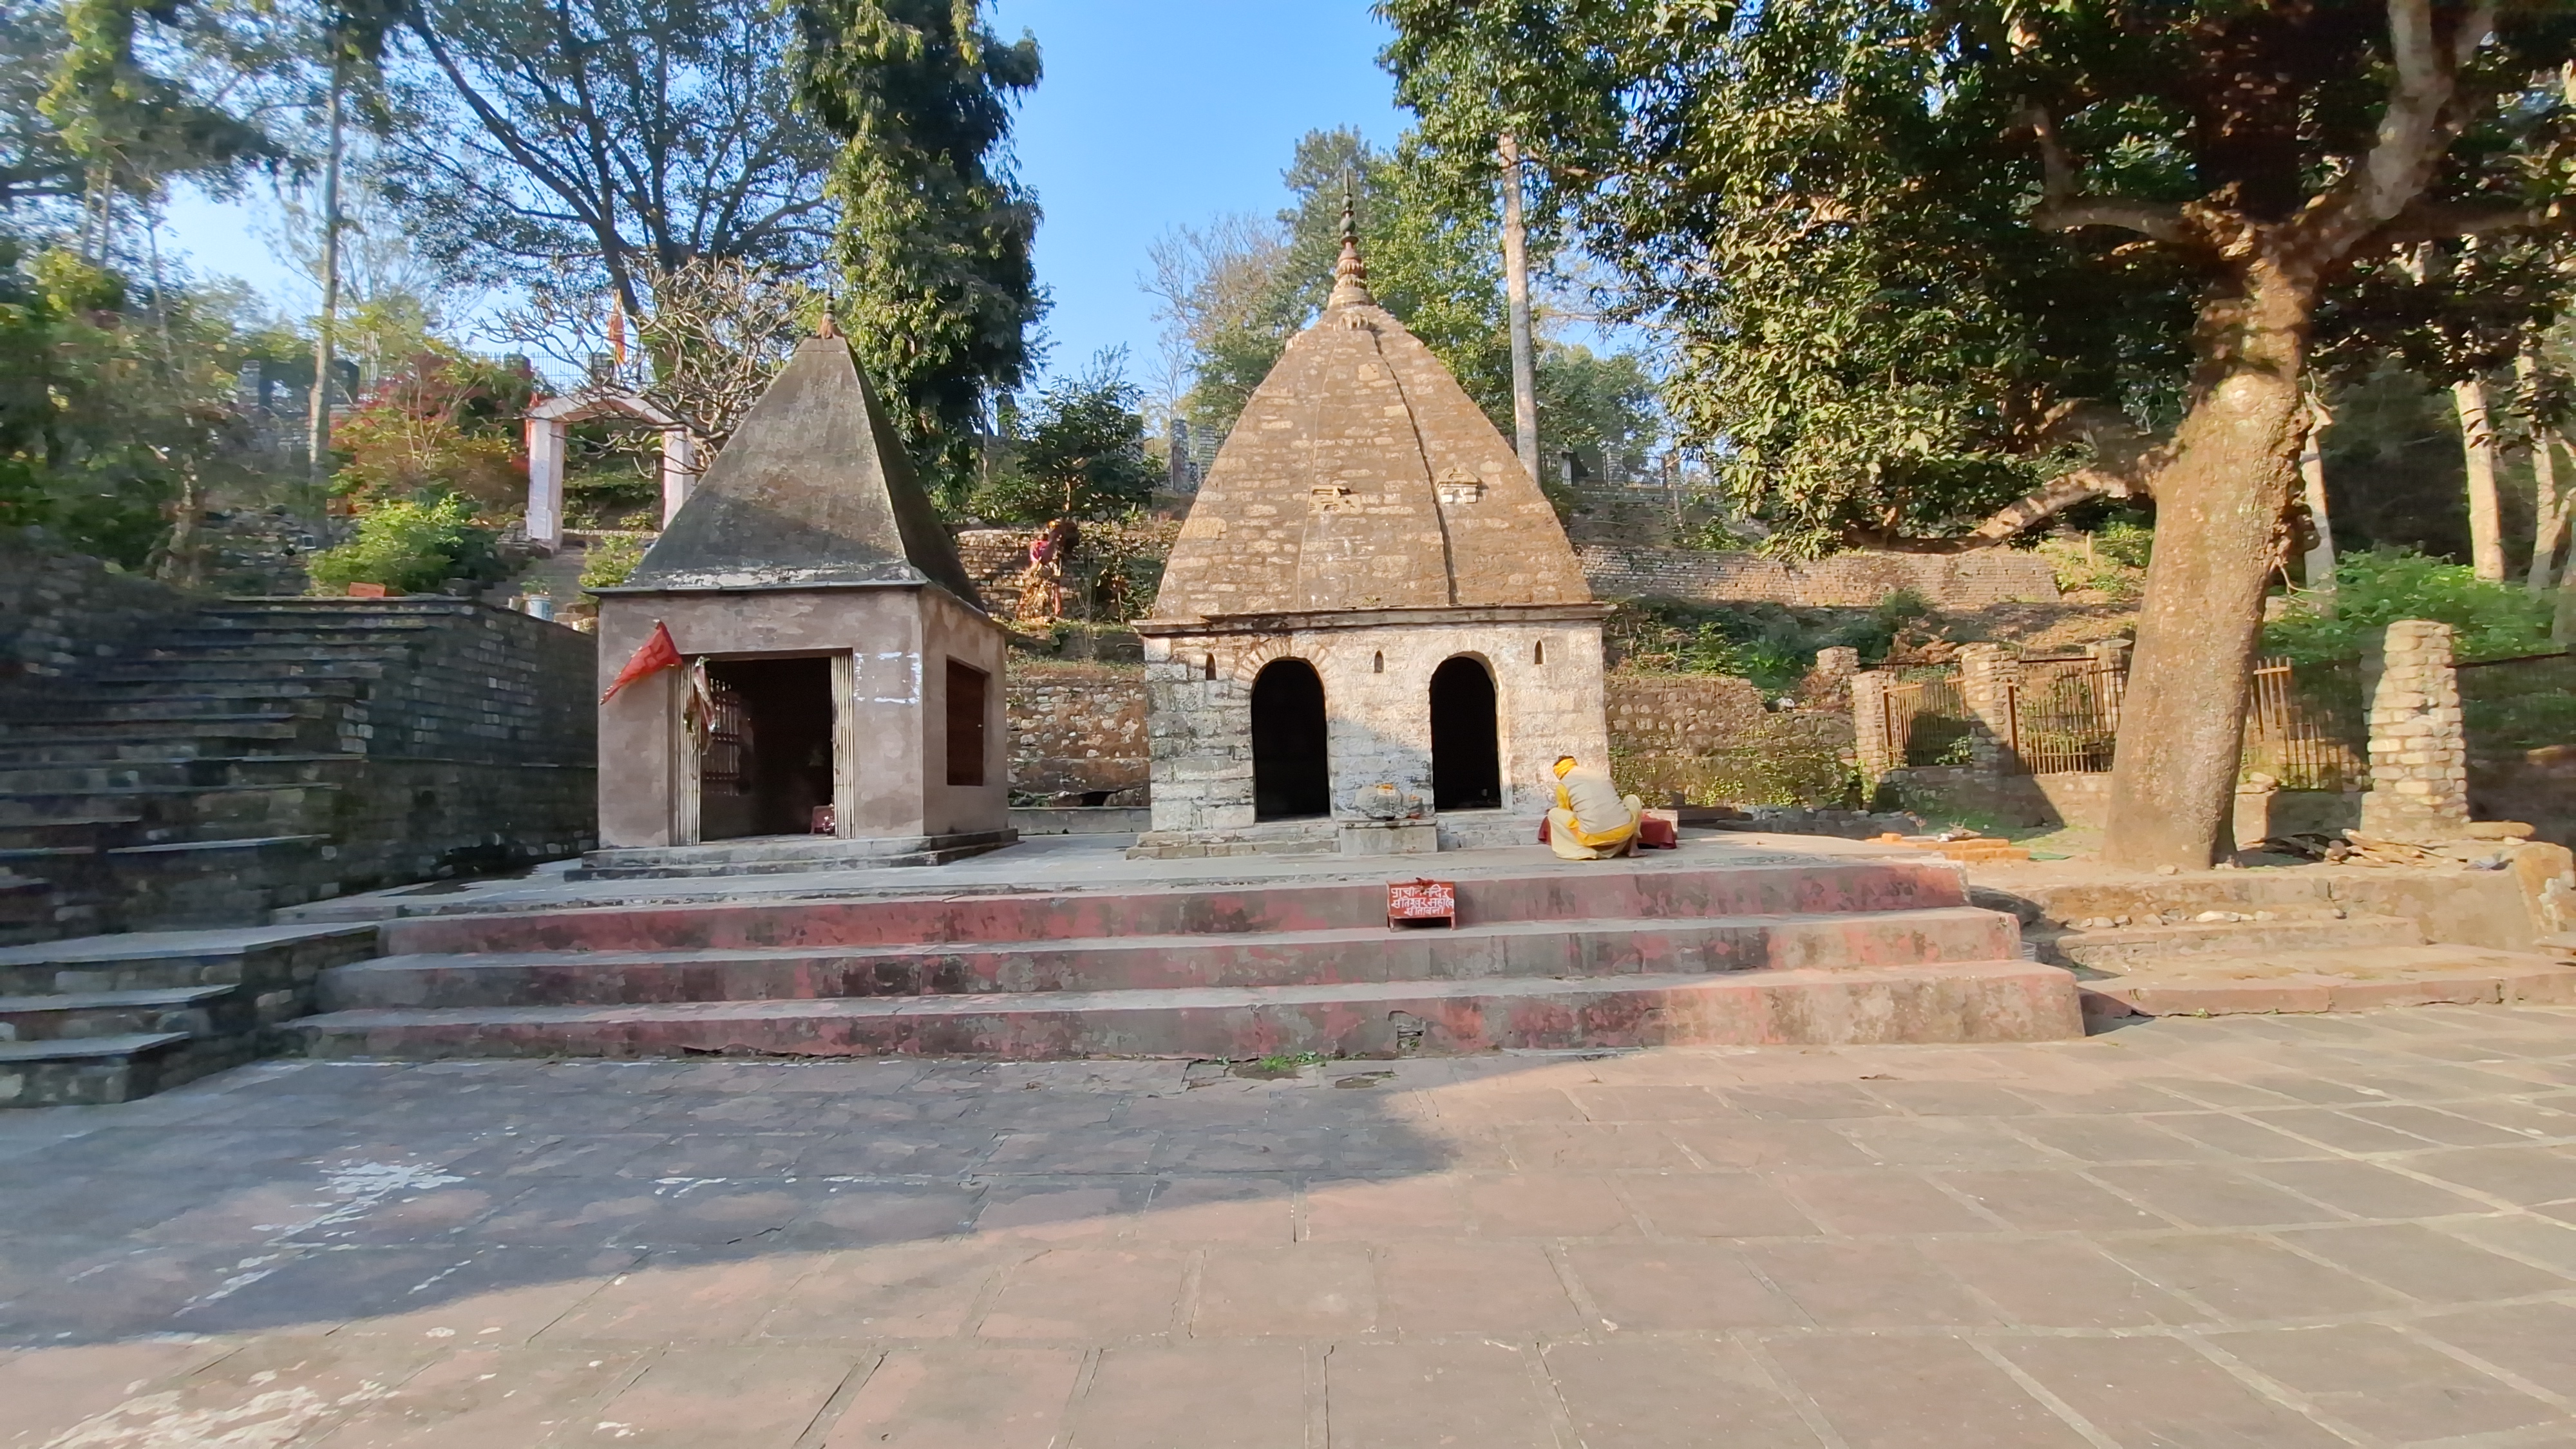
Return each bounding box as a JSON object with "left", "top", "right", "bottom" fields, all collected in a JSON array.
[{"left": 602, "top": 621, "right": 682, "bottom": 703}]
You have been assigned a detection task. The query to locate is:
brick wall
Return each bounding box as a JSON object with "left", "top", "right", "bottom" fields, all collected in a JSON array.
[
  {"left": 1577, "top": 546, "right": 2061, "bottom": 609},
  {"left": 343, "top": 601, "right": 599, "bottom": 766},
  {"left": 0, "top": 527, "right": 198, "bottom": 692}
]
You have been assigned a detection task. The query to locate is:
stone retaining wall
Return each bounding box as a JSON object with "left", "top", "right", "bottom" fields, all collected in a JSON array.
[
  {"left": 0, "top": 527, "right": 198, "bottom": 691},
  {"left": 1008, "top": 661, "right": 1150, "bottom": 802},
  {"left": 1577, "top": 546, "right": 2061, "bottom": 609},
  {"left": 999, "top": 660, "right": 1857, "bottom": 810}
]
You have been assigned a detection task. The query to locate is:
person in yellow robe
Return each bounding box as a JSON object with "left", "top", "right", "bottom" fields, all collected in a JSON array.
[{"left": 1548, "top": 755, "right": 1643, "bottom": 860}]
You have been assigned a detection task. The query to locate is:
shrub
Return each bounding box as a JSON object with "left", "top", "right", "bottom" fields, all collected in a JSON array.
[
  {"left": 578, "top": 533, "right": 649, "bottom": 594},
  {"left": 308, "top": 496, "right": 506, "bottom": 595},
  {"left": 2035, "top": 522, "right": 2152, "bottom": 599},
  {"left": 1605, "top": 589, "right": 1935, "bottom": 695},
  {"left": 2264, "top": 548, "right": 2553, "bottom": 664}
]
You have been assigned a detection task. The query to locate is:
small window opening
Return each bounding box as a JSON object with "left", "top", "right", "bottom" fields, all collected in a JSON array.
[
  {"left": 1372, "top": 650, "right": 1385, "bottom": 674},
  {"left": 945, "top": 659, "right": 988, "bottom": 786},
  {"left": 1533, "top": 639, "right": 1546, "bottom": 665},
  {"left": 1204, "top": 654, "right": 1217, "bottom": 680}
]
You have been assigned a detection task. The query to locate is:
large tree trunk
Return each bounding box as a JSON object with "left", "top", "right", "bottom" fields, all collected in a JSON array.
[
  {"left": 2104, "top": 269, "right": 2311, "bottom": 869},
  {"left": 2453, "top": 377, "right": 2506, "bottom": 580}
]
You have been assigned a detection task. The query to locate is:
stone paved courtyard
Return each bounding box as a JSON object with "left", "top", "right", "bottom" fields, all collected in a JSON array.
[{"left": 3, "top": 1009, "right": 2574, "bottom": 1448}]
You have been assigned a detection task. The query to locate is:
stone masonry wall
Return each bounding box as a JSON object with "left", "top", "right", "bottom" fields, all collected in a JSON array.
[
  {"left": 1142, "top": 620, "right": 1611, "bottom": 835},
  {"left": 348, "top": 602, "right": 599, "bottom": 767},
  {"left": 1577, "top": 546, "right": 2061, "bottom": 609},
  {"left": 1005, "top": 655, "right": 1886, "bottom": 813},
  {"left": 2362, "top": 620, "right": 2471, "bottom": 842},
  {"left": 1009, "top": 661, "right": 1149, "bottom": 802},
  {"left": 0, "top": 527, "right": 198, "bottom": 692}
]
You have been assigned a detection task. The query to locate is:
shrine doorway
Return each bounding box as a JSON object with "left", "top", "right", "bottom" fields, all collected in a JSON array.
[
  {"left": 699, "top": 656, "right": 835, "bottom": 839},
  {"left": 1251, "top": 658, "right": 1330, "bottom": 820},
  {"left": 1430, "top": 655, "right": 1501, "bottom": 810}
]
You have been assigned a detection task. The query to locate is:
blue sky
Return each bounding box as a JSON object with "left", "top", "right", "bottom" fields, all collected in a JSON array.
[{"left": 160, "top": 0, "right": 1410, "bottom": 383}]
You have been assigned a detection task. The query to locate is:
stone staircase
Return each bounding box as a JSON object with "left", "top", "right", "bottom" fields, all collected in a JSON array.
[
  {"left": 289, "top": 856, "right": 2083, "bottom": 1061},
  {"left": 1988, "top": 873, "right": 2576, "bottom": 1019},
  {"left": 0, "top": 923, "right": 374, "bottom": 1105},
  {"left": 0, "top": 596, "right": 591, "bottom": 937}
]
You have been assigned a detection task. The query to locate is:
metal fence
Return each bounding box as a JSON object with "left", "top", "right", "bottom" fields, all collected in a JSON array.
[
  {"left": 1874, "top": 652, "right": 2365, "bottom": 785},
  {"left": 2240, "top": 657, "right": 2369, "bottom": 790},
  {"left": 2007, "top": 656, "right": 2125, "bottom": 774},
  {"left": 2458, "top": 650, "right": 2576, "bottom": 761},
  {"left": 1880, "top": 674, "right": 1976, "bottom": 766}
]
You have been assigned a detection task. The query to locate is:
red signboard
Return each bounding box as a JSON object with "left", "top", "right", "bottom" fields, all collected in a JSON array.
[{"left": 1388, "top": 879, "right": 1457, "bottom": 929}]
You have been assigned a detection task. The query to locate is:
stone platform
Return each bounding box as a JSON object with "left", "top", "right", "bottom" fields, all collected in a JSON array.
[
  {"left": 571, "top": 830, "right": 1018, "bottom": 880},
  {"left": 286, "top": 835, "right": 2083, "bottom": 1061}
]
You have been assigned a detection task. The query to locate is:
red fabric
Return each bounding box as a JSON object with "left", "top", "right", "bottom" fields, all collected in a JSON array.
[
  {"left": 601, "top": 621, "right": 682, "bottom": 703},
  {"left": 1638, "top": 811, "right": 1680, "bottom": 849},
  {"left": 1537, "top": 816, "right": 1551, "bottom": 845}
]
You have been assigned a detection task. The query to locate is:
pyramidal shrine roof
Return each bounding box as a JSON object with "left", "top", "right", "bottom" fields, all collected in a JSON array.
[
  {"left": 621, "top": 332, "right": 980, "bottom": 601},
  {"left": 1148, "top": 220, "right": 1593, "bottom": 623}
]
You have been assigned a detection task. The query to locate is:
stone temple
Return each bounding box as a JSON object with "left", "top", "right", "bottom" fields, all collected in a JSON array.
[
  {"left": 1135, "top": 220, "right": 1611, "bottom": 856},
  {"left": 586, "top": 328, "right": 1012, "bottom": 875}
]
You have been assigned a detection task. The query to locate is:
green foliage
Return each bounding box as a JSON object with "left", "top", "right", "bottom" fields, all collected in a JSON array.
[
  {"left": 0, "top": 242, "right": 276, "bottom": 565},
  {"left": 2264, "top": 549, "right": 2555, "bottom": 665},
  {"left": 329, "top": 350, "right": 534, "bottom": 514},
  {"left": 1611, "top": 721, "right": 1856, "bottom": 809},
  {"left": 1606, "top": 591, "right": 1935, "bottom": 696},
  {"left": 1382, "top": 1, "right": 2576, "bottom": 556},
  {"left": 578, "top": 532, "right": 646, "bottom": 594},
  {"left": 967, "top": 350, "right": 1151, "bottom": 524},
  {"left": 1170, "top": 128, "right": 1660, "bottom": 477},
  {"left": 798, "top": 0, "right": 1042, "bottom": 497},
  {"left": 307, "top": 494, "right": 503, "bottom": 594},
  {"left": 41, "top": 0, "right": 290, "bottom": 206},
  {"left": 2034, "top": 521, "right": 2153, "bottom": 600}
]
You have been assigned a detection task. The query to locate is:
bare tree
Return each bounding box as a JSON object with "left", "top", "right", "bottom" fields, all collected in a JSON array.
[
  {"left": 384, "top": 0, "right": 837, "bottom": 325},
  {"left": 495, "top": 256, "right": 822, "bottom": 453}
]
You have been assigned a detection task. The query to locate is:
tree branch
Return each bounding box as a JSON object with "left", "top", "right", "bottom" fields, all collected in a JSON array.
[
  {"left": 2019, "top": 102, "right": 2192, "bottom": 242},
  {"left": 2292, "top": 0, "right": 2499, "bottom": 262},
  {"left": 1842, "top": 403, "right": 2171, "bottom": 553},
  {"left": 2366, "top": 200, "right": 2565, "bottom": 247}
]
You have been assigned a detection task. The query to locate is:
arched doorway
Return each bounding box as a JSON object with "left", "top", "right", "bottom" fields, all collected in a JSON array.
[
  {"left": 1251, "top": 659, "right": 1330, "bottom": 820},
  {"left": 1430, "top": 655, "right": 1501, "bottom": 810}
]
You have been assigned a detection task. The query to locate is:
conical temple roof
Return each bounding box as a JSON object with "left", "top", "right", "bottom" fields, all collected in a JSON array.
[
  {"left": 1149, "top": 247, "right": 1591, "bottom": 622},
  {"left": 621, "top": 335, "right": 980, "bottom": 601}
]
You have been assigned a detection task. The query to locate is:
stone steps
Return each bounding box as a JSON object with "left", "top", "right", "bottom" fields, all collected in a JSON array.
[
  {"left": 317, "top": 906, "right": 2020, "bottom": 1009},
  {"left": 0, "top": 754, "right": 350, "bottom": 795},
  {"left": 0, "top": 983, "right": 240, "bottom": 1038},
  {"left": 0, "top": 724, "right": 314, "bottom": 766},
  {"left": 86, "top": 659, "right": 391, "bottom": 685},
  {"left": 373, "top": 858, "right": 1975, "bottom": 955},
  {"left": 0, "top": 1033, "right": 194, "bottom": 1106},
  {"left": 0, "top": 781, "right": 341, "bottom": 833},
  {"left": 291, "top": 960, "right": 2079, "bottom": 1061},
  {"left": 2033, "top": 914, "right": 2423, "bottom": 971},
  {"left": 0, "top": 923, "right": 377, "bottom": 1104},
  {"left": 2078, "top": 943, "right": 2576, "bottom": 1020},
  {"left": 290, "top": 857, "right": 2087, "bottom": 1062}
]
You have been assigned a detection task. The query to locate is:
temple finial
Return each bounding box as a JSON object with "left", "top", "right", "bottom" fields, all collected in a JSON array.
[{"left": 1328, "top": 175, "right": 1374, "bottom": 310}]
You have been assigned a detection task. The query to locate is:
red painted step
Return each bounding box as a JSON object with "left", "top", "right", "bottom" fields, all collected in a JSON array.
[
  {"left": 294, "top": 961, "right": 2081, "bottom": 1061},
  {"left": 320, "top": 907, "right": 2020, "bottom": 1008},
  {"left": 374, "top": 858, "right": 1974, "bottom": 956}
]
